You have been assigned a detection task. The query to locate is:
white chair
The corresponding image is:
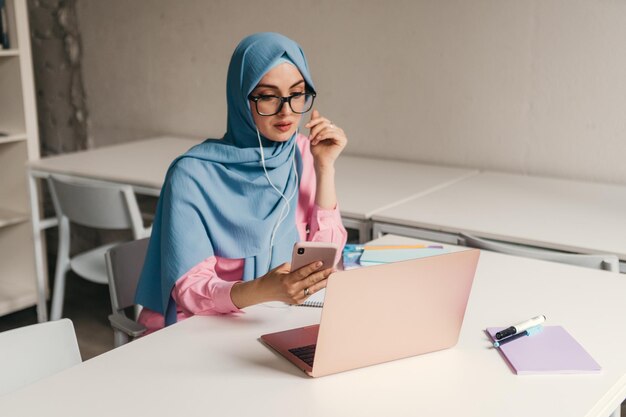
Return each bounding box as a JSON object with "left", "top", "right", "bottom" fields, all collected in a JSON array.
[
  {"left": 458, "top": 233, "right": 620, "bottom": 272},
  {"left": 47, "top": 175, "right": 151, "bottom": 320},
  {"left": 0, "top": 319, "right": 81, "bottom": 395},
  {"left": 105, "top": 238, "right": 150, "bottom": 347}
]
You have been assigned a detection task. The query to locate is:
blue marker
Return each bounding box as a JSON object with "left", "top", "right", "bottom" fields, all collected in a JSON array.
[{"left": 493, "top": 324, "right": 543, "bottom": 348}]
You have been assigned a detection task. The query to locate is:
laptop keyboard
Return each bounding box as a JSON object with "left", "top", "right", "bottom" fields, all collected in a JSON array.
[{"left": 288, "top": 344, "right": 317, "bottom": 367}]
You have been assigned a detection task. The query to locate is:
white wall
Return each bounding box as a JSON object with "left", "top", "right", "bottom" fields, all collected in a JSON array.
[{"left": 76, "top": 0, "right": 626, "bottom": 184}]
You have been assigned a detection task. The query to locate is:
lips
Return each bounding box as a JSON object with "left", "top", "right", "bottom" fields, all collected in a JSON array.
[{"left": 274, "top": 122, "right": 292, "bottom": 132}]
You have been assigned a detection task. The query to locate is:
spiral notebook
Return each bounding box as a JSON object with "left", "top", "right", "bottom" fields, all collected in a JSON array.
[
  {"left": 486, "top": 326, "right": 601, "bottom": 375},
  {"left": 298, "top": 288, "right": 326, "bottom": 307}
]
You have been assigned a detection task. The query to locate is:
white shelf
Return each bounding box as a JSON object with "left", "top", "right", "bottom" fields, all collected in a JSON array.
[
  {"left": 0, "top": 282, "right": 38, "bottom": 316},
  {"left": 0, "top": 49, "right": 19, "bottom": 57},
  {"left": 0, "top": 132, "right": 27, "bottom": 144},
  {"left": 0, "top": 221, "right": 38, "bottom": 316},
  {"left": 0, "top": 0, "right": 41, "bottom": 319},
  {"left": 0, "top": 207, "right": 29, "bottom": 229}
]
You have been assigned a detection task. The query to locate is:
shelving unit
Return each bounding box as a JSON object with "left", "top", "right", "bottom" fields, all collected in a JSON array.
[
  {"left": 0, "top": 133, "right": 27, "bottom": 144},
  {"left": 0, "top": 0, "right": 41, "bottom": 317},
  {"left": 0, "top": 49, "right": 19, "bottom": 57}
]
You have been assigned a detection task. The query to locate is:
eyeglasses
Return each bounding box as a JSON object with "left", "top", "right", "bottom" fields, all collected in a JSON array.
[{"left": 248, "top": 92, "right": 316, "bottom": 116}]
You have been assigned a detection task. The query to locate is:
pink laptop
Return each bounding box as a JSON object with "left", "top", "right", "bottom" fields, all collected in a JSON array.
[{"left": 261, "top": 249, "right": 480, "bottom": 377}]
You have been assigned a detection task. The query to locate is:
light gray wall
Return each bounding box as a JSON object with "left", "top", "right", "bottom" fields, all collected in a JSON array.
[{"left": 76, "top": 0, "right": 626, "bottom": 184}]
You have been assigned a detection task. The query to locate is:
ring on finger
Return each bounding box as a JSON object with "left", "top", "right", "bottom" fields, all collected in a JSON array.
[{"left": 304, "top": 287, "right": 310, "bottom": 296}]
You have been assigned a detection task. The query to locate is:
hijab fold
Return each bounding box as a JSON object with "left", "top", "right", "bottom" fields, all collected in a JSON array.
[{"left": 135, "top": 33, "right": 316, "bottom": 323}]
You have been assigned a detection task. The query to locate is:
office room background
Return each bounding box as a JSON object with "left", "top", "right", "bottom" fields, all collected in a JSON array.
[
  {"left": 33, "top": 0, "right": 626, "bottom": 185},
  {"left": 2, "top": 2, "right": 626, "bottom": 412}
]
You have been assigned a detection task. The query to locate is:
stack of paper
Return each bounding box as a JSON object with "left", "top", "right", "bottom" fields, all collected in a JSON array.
[
  {"left": 342, "top": 244, "right": 447, "bottom": 269},
  {"left": 359, "top": 245, "right": 447, "bottom": 266}
]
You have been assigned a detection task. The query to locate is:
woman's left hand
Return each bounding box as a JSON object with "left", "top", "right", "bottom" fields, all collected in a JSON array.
[{"left": 305, "top": 109, "right": 348, "bottom": 169}]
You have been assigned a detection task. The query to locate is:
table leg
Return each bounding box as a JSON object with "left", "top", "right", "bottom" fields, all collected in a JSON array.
[
  {"left": 341, "top": 218, "right": 372, "bottom": 244},
  {"left": 28, "top": 173, "right": 48, "bottom": 322},
  {"left": 359, "top": 222, "right": 372, "bottom": 244}
]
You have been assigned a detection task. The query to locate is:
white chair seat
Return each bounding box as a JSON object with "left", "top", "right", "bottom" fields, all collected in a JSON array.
[{"left": 70, "top": 242, "right": 121, "bottom": 284}]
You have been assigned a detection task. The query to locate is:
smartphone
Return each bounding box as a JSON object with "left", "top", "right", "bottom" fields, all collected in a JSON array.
[{"left": 291, "top": 242, "right": 340, "bottom": 271}]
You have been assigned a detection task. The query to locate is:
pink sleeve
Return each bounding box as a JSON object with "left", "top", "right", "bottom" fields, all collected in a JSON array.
[
  {"left": 296, "top": 134, "right": 348, "bottom": 254},
  {"left": 308, "top": 204, "right": 348, "bottom": 251},
  {"left": 171, "top": 256, "right": 242, "bottom": 315}
]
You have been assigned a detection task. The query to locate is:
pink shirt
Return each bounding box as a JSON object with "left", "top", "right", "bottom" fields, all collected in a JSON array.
[{"left": 138, "top": 134, "right": 348, "bottom": 333}]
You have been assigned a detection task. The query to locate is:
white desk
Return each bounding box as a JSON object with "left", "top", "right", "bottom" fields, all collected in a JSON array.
[
  {"left": 1, "top": 236, "right": 625, "bottom": 417},
  {"left": 335, "top": 155, "right": 477, "bottom": 242},
  {"left": 372, "top": 171, "right": 626, "bottom": 267},
  {"left": 27, "top": 136, "right": 202, "bottom": 321},
  {"left": 28, "top": 136, "right": 201, "bottom": 196}
]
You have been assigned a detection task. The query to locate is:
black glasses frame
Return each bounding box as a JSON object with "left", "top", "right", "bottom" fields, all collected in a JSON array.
[{"left": 248, "top": 92, "right": 316, "bottom": 116}]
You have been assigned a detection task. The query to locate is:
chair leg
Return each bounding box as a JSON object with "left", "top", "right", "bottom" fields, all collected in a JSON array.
[
  {"left": 50, "top": 262, "right": 70, "bottom": 321},
  {"left": 610, "top": 406, "right": 621, "bottom": 417},
  {"left": 113, "top": 329, "right": 130, "bottom": 348},
  {"left": 50, "top": 217, "right": 70, "bottom": 321}
]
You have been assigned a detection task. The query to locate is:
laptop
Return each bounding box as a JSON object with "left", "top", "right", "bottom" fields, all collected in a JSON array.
[{"left": 261, "top": 249, "right": 480, "bottom": 377}]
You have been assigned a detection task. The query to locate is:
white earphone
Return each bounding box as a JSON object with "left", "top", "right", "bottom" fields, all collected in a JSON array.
[{"left": 256, "top": 127, "right": 299, "bottom": 271}]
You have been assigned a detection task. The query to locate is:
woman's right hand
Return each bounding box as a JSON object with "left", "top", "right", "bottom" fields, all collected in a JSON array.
[
  {"left": 230, "top": 261, "right": 334, "bottom": 308},
  {"left": 259, "top": 261, "right": 334, "bottom": 304}
]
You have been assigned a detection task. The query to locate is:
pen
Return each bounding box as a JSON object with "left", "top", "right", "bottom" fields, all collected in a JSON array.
[
  {"left": 495, "top": 315, "right": 546, "bottom": 340},
  {"left": 347, "top": 244, "right": 444, "bottom": 251},
  {"left": 493, "top": 324, "right": 543, "bottom": 348}
]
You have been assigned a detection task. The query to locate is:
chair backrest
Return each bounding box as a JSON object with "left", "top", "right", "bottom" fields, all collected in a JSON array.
[
  {"left": 47, "top": 175, "right": 148, "bottom": 239},
  {"left": 458, "top": 233, "right": 620, "bottom": 273},
  {"left": 105, "top": 238, "right": 150, "bottom": 312},
  {"left": 0, "top": 319, "right": 81, "bottom": 395}
]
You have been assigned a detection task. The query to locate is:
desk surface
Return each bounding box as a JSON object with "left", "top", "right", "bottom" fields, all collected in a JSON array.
[
  {"left": 29, "top": 136, "right": 478, "bottom": 220},
  {"left": 372, "top": 171, "right": 626, "bottom": 260},
  {"left": 335, "top": 155, "right": 477, "bottom": 219},
  {"left": 1, "top": 236, "right": 625, "bottom": 417},
  {"left": 28, "top": 136, "right": 201, "bottom": 191}
]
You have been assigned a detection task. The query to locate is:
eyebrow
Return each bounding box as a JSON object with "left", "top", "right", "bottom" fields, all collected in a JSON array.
[{"left": 254, "top": 80, "right": 305, "bottom": 90}]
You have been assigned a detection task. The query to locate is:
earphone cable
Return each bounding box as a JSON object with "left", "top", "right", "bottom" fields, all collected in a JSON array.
[{"left": 256, "top": 127, "right": 300, "bottom": 271}]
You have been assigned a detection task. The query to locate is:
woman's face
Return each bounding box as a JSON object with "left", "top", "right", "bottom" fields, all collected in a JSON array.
[{"left": 249, "top": 63, "right": 306, "bottom": 142}]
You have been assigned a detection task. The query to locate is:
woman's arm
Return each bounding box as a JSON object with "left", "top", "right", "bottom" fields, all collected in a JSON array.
[
  {"left": 314, "top": 164, "right": 337, "bottom": 209},
  {"left": 304, "top": 110, "right": 348, "bottom": 256},
  {"left": 172, "top": 257, "right": 242, "bottom": 315},
  {"left": 306, "top": 109, "right": 348, "bottom": 209},
  {"left": 138, "top": 257, "right": 242, "bottom": 334},
  {"left": 173, "top": 256, "right": 334, "bottom": 312}
]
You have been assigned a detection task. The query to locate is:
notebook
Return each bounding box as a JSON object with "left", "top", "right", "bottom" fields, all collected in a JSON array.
[
  {"left": 299, "top": 287, "right": 326, "bottom": 307},
  {"left": 486, "top": 326, "right": 601, "bottom": 375},
  {"left": 342, "top": 243, "right": 447, "bottom": 269},
  {"left": 360, "top": 247, "right": 448, "bottom": 265},
  {"left": 261, "top": 249, "right": 480, "bottom": 377}
]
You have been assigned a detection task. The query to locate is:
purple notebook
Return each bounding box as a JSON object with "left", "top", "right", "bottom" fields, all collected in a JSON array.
[{"left": 486, "top": 326, "right": 601, "bottom": 375}]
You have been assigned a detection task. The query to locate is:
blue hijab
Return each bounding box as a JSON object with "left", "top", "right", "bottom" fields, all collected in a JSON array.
[{"left": 135, "top": 33, "right": 316, "bottom": 324}]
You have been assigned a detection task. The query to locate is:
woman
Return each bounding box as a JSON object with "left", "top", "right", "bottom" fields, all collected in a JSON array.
[{"left": 135, "top": 32, "right": 348, "bottom": 331}]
